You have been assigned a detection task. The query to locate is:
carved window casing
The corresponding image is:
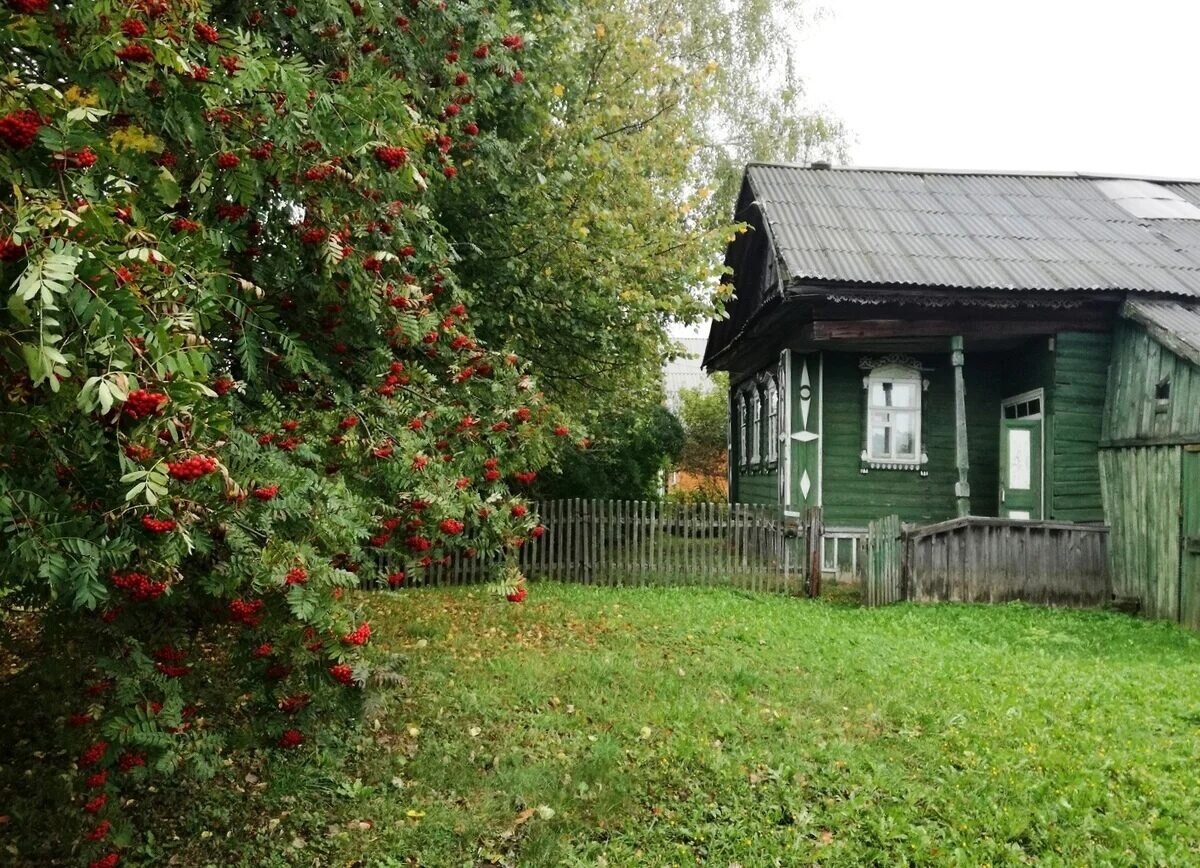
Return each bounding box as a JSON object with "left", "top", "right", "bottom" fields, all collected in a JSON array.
[{"left": 860, "top": 357, "right": 930, "bottom": 474}]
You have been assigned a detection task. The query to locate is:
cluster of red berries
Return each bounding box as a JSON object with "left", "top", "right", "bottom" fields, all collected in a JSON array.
[
  {"left": 553, "top": 425, "right": 570, "bottom": 437},
  {"left": 122, "top": 389, "right": 168, "bottom": 420},
  {"left": 506, "top": 586, "right": 528, "bottom": 603},
  {"left": 329, "top": 663, "right": 355, "bottom": 685},
  {"left": 341, "top": 622, "right": 371, "bottom": 646},
  {"left": 118, "top": 751, "right": 146, "bottom": 773},
  {"left": 85, "top": 820, "right": 111, "bottom": 841},
  {"left": 212, "top": 376, "right": 234, "bottom": 396},
  {"left": 166, "top": 454, "right": 217, "bottom": 481},
  {"left": 284, "top": 566, "right": 308, "bottom": 586},
  {"left": 89, "top": 852, "right": 120, "bottom": 868},
  {"left": 216, "top": 151, "right": 240, "bottom": 169},
  {"left": 112, "top": 570, "right": 167, "bottom": 601},
  {"left": 375, "top": 145, "right": 408, "bottom": 169},
  {"left": 229, "top": 597, "right": 265, "bottom": 627},
  {"left": 501, "top": 34, "right": 525, "bottom": 50},
  {"left": 387, "top": 570, "right": 406, "bottom": 587},
  {"left": 83, "top": 793, "right": 107, "bottom": 814},
  {"left": 7, "top": 0, "right": 49, "bottom": 14},
  {"left": 438, "top": 517, "right": 465, "bottom": 535},
  {"left": 277, "top": 729, "right": 304, "bottom": 749},
  {"left": 170, "top": 217, "right": 201, "bottom": 233},
  {"left": 56, "top": 147, "right": 97, "bottom": 169},
  {"left": 252, "top": 484, "right": 279, "bottom": 500},
  {"left": 252, "top": 642, "right": 273, "bottom": 658},
  {"left": 0, "top": 109, "right": 43, "bottom": 149},
  {"left": 513, "top": 470, "right": 537, "bottom": 485},
  {"left": 117, "top": 42, "right": 155, "bottom": 63},
  {"left": 140, "top": 515, "right": 176, "bottom": 534},
  {"left": 193, "top": 21, "right": 221, "bottom": 44},
  {"left": 79, "top": 740, "right": 108, "bottom": 767},
  {"left": 121, "top": 18, "right": 147, "bottom": 37},
  {"left": 0, "top": 235, "right": 26, "bottom": 261},
  {"left": 511, "top": 504, "right": 528, "bottom": 518}
]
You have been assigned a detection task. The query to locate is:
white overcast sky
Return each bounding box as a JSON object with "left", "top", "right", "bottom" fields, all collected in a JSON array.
[
  {"left": 793, "top": 0, "right": 1200, "bottom": 179},
  {"left": 672, "top": 0, "right": 1200, "bottom": 347}
]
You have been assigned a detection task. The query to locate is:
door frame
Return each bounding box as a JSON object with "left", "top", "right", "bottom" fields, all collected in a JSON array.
[{"left": 999, "top": 388, "right": 1046, "bottom": 519}]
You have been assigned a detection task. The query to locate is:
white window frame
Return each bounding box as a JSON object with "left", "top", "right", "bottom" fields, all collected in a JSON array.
[
  {"left": 864, "top": 364, "right": 923, "bottom": 466},
  {"left": 750, "top": 386, "right": 762, "bottom": 465},
  {"left": 765, "top": 376, "right": 779, "bottom": 464},
  {"left": 737, "top": 392, "right": 748, "bottom": 467}
]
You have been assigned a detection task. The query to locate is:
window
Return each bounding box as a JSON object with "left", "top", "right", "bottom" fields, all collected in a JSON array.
[
  {"left": 865, "top": 365, "right": 922, "bottom": 464},
  {"left": 750, "top": 386, "right": 762, "bottom": 464},
  {"left": 765, "top": 377, "right": 779, "bottom": 464},
  {"left": 737, "top": 393, "right": 748, "bottom": 467}
]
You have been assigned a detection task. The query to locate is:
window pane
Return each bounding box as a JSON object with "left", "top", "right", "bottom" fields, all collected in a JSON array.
[
  {"left": 870, "top": 382, "right": 888, "bottom": 406},
  {"left": 894, "top": 412, "right": 915, "bottom": 456},
  {"left": 869, "top": 411, "right": 890, "bottom": 456},
  {"left": 890, "top": 382, "right": 917, "bottom": 408}
]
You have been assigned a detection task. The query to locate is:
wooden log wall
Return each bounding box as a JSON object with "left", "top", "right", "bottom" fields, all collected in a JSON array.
[
  {"left": 906, "top": 516, "right": 1111, "bottom": 607},
  {"left": 1099, "top": 446, "right": 1182, "bottom": 620}
]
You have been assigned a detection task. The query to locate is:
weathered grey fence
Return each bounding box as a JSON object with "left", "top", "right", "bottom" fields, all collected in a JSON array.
[
  {"left": 865, "top": 515, "right": 904, "bottom": 606},
  {"left": 376, "top": 500, "right": 820, "bottom": 594},
  {"left": 865, "top": 515, "right": 1111, "bottom": 607}
]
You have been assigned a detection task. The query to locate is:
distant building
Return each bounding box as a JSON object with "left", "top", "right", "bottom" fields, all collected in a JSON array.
[
  {"left": 663, "top": 331, "right": 715, "bottom": 413},
  {"left": 664, "top": 329, "right": 726, "bottom": 496}
]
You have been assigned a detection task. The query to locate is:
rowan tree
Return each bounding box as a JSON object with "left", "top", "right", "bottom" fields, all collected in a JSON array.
[{"left": 0, "top": 1, "right": 559, "bottom": 863}]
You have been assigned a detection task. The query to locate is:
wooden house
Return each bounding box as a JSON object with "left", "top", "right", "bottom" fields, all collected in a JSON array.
[{"left": 704, "top": 165, "right": 1200, "bottom": 626}]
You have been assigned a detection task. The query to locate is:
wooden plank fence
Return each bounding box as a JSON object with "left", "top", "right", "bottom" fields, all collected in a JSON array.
[
  {"left": 865, "top": 515, "right": 904, "bottom": 606},
  {"left": 865, "top": 515, "right": 1111, "bottom": 607},
  {"left": 373, "top": 500, "right": 819, "bottom": 594}
]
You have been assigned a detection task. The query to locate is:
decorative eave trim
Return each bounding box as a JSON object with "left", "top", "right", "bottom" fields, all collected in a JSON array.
[{"left": 858, "top": 354, "right": 935, "bottom": 372}]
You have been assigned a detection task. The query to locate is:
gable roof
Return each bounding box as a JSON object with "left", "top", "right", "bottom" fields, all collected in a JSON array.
[
  {"left": 1123, "top": 299, "right": 1200, "bottom": 367},
  {"left": 745, "top": 164, "right": 1200, "bottom": 296}
]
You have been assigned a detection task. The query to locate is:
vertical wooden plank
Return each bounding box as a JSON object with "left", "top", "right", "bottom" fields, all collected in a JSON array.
[{"left": 637, "top": 500, "right": 646, "bottom": 586}]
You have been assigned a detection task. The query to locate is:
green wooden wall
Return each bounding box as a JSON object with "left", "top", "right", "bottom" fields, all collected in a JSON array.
[
  {"left": 1099, "top": 446, "right": 1182, "bottom": 621},
  {"left": 735, "top": 471, "right": 778, "bottom": 505},
  {"left": 727, "top": 333, "right": 1110, "bottom": 525},
  {"left": 1049, "top": 332, "right": 1111, "bottom": 522},
  {"left": 1103, "top": 321, "right": 1200, "bottom": 443},
  {"left": 821, "top": 352, "right": 1003, "bottom": 527},
  {"left": 729, "top": 370, "right": 780, "bottom": 506}
]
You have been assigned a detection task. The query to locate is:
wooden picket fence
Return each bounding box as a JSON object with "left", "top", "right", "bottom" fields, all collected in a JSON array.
[{"left": 375, "top": 499, "right": 822, "bottom": 594}]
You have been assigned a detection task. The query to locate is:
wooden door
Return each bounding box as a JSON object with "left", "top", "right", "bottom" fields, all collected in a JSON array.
[
  {"left": 1182, "top": 445, "right": 1200, "bottom": 629},
  {"left": 1000, "top": 418, "right": 1043, "bottom": 519}
]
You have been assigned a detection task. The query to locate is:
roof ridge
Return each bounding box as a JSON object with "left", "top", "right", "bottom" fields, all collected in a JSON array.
[{"left": 745, "top": 162, "right": 1200, "bottom": 185}]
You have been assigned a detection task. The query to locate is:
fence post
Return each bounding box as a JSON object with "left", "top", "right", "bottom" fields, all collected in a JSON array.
[{"left": 805, "top": 507, "right": 823, "bottom": 598}]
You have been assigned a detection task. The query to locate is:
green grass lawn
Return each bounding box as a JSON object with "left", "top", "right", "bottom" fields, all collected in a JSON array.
[{"left": 6, "top": 584, "right": 1200, "bottom": 866}]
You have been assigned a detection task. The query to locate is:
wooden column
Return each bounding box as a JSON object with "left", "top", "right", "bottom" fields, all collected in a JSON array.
[{"left": 951, "top": 335, "right": 971, "bottom": 517}]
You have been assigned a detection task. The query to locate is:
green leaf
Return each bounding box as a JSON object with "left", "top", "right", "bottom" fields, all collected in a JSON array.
[{"left": 155, "top": 168, "right": 181, "bottom": 206}]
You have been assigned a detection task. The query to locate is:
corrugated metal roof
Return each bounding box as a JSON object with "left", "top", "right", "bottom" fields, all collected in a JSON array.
[
  {"left": 1123, "top": 299, "right": 1200, "bottom": 366},
  {"left": 746, "top": 164, "right": 1200, "bottom": 296}
]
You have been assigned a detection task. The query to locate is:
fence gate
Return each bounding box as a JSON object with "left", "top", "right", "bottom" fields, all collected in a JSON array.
[{"left": 865, "top": 514, "right": 904, "bottom": 606}]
